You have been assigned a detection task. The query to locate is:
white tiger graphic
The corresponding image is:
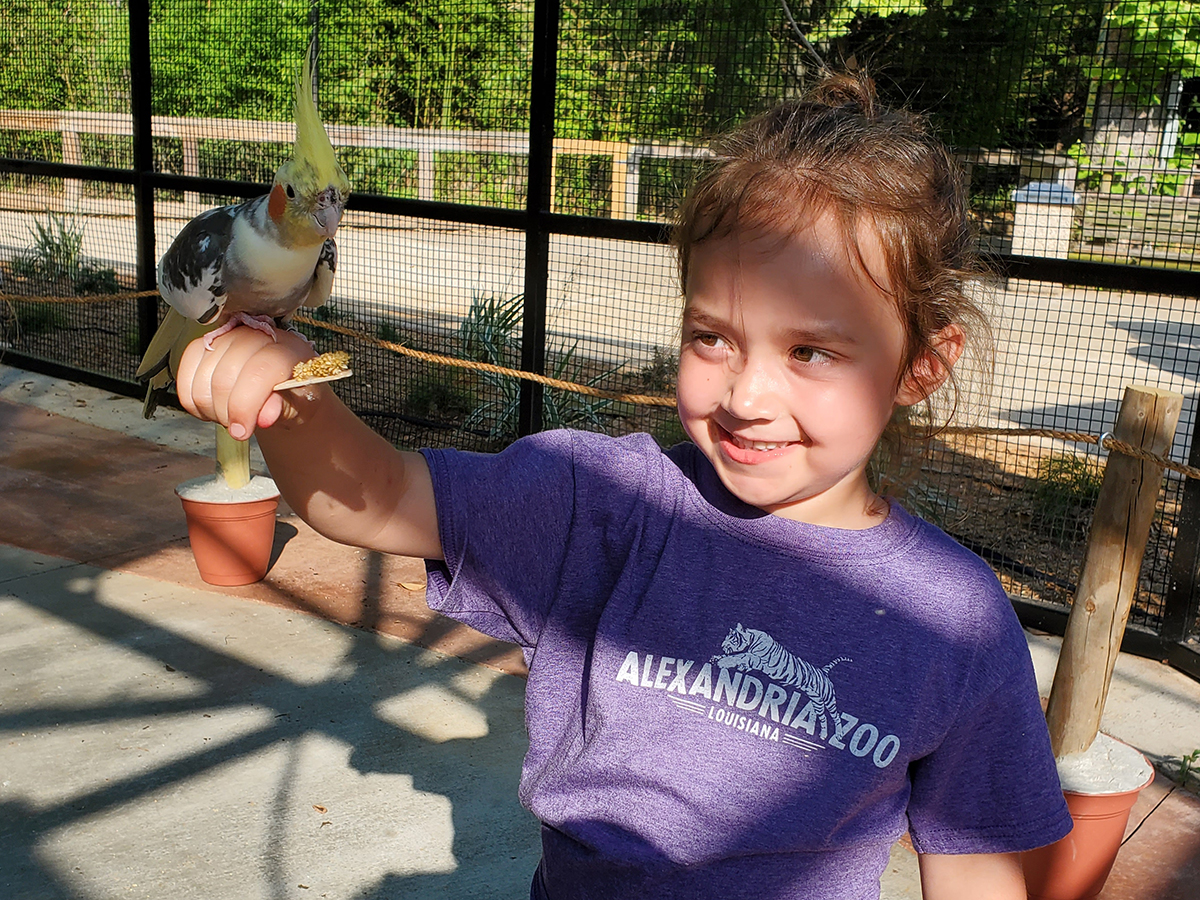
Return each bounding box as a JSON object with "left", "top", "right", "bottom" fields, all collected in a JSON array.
[{"left": 713, "top": 623, "right": 850, "bottom": 741}]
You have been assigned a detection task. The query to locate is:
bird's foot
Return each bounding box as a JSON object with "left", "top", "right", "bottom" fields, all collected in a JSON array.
[
  {"left": 202, "top": 313, "right": 279, "bottom": 349},
  {"left": 281, "top": 319, "right": 317, "bottom": 351}
]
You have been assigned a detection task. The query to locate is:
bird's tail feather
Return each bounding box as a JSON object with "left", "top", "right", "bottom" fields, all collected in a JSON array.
[{"left": 136, "top": 307, "right": 214, "bottom": 418}]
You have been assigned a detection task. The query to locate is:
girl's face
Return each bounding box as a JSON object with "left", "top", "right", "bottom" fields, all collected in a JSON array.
[{"left": 677, "top": 214, "right": 933, "bottom": 530}]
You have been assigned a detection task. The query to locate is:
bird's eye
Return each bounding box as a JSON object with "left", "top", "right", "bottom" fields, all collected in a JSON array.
[{"left": 285, "top": 184, "right": 296, "bottom": 199}]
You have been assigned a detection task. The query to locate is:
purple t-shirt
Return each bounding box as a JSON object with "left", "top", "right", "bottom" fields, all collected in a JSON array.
[{"left": 421, "top": 430, "right": 1071, "bottom": 899}]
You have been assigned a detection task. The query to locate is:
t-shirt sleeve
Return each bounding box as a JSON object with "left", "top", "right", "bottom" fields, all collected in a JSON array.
[
  {"left": 419, "top": 430, "right": 579, "bottom": 650},
  {"left": 905, "top": 607, "right": 1073, "bottom": 855}
]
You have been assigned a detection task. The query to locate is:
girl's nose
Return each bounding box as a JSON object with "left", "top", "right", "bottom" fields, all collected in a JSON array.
[{"left": 726, "top": 359, "right": 781, "bottom": 420}]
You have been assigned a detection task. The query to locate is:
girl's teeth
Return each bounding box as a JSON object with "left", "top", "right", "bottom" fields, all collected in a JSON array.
[{"left": 734, "top": 436, "right": 786, "bottom": 451}]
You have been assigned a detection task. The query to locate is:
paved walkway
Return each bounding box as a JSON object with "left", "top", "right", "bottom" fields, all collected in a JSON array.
[{"left": 1, "top": 363, "right": 1199, "bottom": 899}]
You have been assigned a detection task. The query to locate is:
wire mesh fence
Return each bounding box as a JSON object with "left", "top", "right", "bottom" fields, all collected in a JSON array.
[{"left": 3, "top": 0, "right": 1200, "bottom": 659}]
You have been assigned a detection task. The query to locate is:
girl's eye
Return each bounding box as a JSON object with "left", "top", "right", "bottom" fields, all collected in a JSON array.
[
  {"left": 791, "top": 346, "right": 828, "bottom": 364},
  {"left": 696, "top": 332, "right": 721, "bottom": 347}
]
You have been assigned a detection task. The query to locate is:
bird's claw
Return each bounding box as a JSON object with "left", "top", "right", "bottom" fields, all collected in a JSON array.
[
  {"left": 282, "top": 319, "right": 317, "bottom": 351},
  {"left": 202, "top": 313, "right": 280, "bottom": 350}
]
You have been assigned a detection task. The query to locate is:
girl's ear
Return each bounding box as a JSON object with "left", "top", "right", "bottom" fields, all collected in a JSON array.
[{"left": 896, "top": 324, "right": 965, "bottom": 406}]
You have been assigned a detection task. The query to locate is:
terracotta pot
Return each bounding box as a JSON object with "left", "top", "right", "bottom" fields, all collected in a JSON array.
[
  {"left": 1022, "top": 765, "right": 1155, "bottom": 900},
  {"left": 176, "top": 482, "right": 280, "bottom": 586}
]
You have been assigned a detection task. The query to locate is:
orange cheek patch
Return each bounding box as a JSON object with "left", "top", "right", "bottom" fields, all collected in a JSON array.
[{"left": 268, "top": 183, "right": 287, "bottom": 219}]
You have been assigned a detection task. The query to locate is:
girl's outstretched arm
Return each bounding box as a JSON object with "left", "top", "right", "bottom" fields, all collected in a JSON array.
[
  {"left": 175, "top": 327, "right": 443, "bottom": 560},
  {"left": 917, "top": 851, "right": 1026, "bottom": 900}
]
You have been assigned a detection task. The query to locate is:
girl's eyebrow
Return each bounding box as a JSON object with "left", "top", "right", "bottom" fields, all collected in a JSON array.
[
  {"left": 785, "top": 324, "right": 858, "bottom": 345},
  {"left": 684, "top": 307, "right": 857, "bottom": 344},
  {"left": 682, "top": 309, "right": 727, "bottom": 330}
]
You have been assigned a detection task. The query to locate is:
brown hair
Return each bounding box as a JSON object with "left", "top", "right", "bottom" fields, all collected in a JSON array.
[{"left": 673, "top": 73, "right": 992, "bottom": 490}]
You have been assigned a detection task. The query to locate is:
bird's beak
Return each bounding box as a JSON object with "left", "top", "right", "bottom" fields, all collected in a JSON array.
[{"left": 312, "top": 188, "right": 345, "bottom": 238}]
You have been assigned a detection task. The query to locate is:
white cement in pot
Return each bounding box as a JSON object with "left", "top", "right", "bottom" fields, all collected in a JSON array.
[
  {"left": 175, "top": 474, "right": 280, "bottom": 504},
  {"left": 1056, "top": 731, "right": 1153, "bottom": 795}
]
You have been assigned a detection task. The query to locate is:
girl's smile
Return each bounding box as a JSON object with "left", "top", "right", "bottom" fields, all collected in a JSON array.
[
  {"left": 677, "top": 213, "right": 933, "bottom": 530},
  {"left": 716, "top": 424, "right": 806, "bottom": 463}
]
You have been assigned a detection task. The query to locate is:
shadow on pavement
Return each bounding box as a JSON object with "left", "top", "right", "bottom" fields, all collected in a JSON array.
[{"left": 0, "top": 548, "right": 540, "bottom": 900}]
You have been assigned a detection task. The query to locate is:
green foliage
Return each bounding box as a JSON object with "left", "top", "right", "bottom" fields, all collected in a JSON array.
[
  {"left": 150, "top": 0, "right": 311, "bottom": 121},
  {"left": 638, "top": 346, "right": 679, "bottom": 394},
  {"left": 1180, "top": 747, "right": 1200, "bottom": 785},
  {"left": 10, "top": 301, "right": 69, "bottom": 335},
  {"left": 9, "top": 210, "right": 119, "bottom": 300},
  {"left": 556, "top": 0, "right": 802, "bottom": 142},
  {"left": 376, "top": 321, "right": 402, "bottom": 343},
  {"left": 405, "top": 374, "right": 475, "bottom": 421},
  {"left": 459, "top": 291, "right": 523, "bottom": 366},
  {"left": 310, "top": 299, "right": 347, "bottom": 322},
  {"left": 1103, "top": 1, "right": 1200, "bottom": 104},
  {"left": 1067, "top": 134, "right": 1199, "bottom": 196},
  {"left": 74, "top": 261, "right": 120, "bottom": 295},
  {"left": 3, "top": 2, "right": 1197, "bottom": 204},
  {"left": 361, "top": 0, "right": 531, "bottom": 130},
  {"left": 650, "top": 413, "right": 689, "bottom": 449},
  {"left": 123, "top": 327, "right": 142, "bottom": 358},
  {"left": 456, "top": 292, "right": 622, "bottom": 440},
  {"left": 13, "top": 212, "right": 85, "bottom": 281},
  {"left": 0, "top": 1, "right": 128, "bottom": 114},
  {"left": 1031, "top": 452, "right": 1103, "bottom": 543},
  {"left": 435, "top": 152, "right": 527, "bottom": 208}
]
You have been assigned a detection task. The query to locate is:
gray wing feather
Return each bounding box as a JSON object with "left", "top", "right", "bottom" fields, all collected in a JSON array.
[
  {"left": 301, "top": 238, "right": 337, "bottom": 309},
  {"left": 156, "top": 204, "right": 240, "bottom": 322}
]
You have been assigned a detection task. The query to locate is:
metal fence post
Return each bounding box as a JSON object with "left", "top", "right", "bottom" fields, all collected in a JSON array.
[
  {"left": 518, "top": 0, "right": 560, "bottom": 436},
  {"left": 1162, "top": 413, "right": 1200, "bottom": 647},
  {"left": 129, "top": 0, "right": 158, "bottom": 358}
]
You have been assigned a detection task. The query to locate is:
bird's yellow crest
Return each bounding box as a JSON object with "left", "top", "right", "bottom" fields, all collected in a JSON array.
[{"left": 290, "top": 37, "right": 350, "bottom": 197}]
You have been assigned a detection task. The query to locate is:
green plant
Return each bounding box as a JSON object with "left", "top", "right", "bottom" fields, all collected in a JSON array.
[
  {"left": 405, "top": 374, "right": 474, "bottom": 421},
  {"left": 456, "top": 292, "right": 624, "bottom": 441},
  {"left": 1066, "top": 140, "right": 1196, "bottom": 197},
  {"left": 310, "top": 299, "right": 346, "bottom": 322},
  {"left": 376, "top": 321, "right": 402, "bottom": 343},
  {"left": 1179, "top": 748, "right": 1200, "bottom": 786},
  {"left": 122, "top": 328, "right": 141, "bottom": 357},
  {"left": 1031, "top": 453, "right": 1103, "bottom": 544},
  {"left": 73, "top": 262, "right": 120, "bottom": 294},
  {"left": 24, "top": 212, "right": 86, "bottom": 280},
  {"left": 12, "top": 301, "right": 69, "bottom": 335},
  {"left": 458, "top": 291, "right": 522, "bottom": 365},
  {"left": 639, "top": 346, "right": 678, "bottom": 393},
  {"left": 650, "top": 413, "right": 689, "bottom": 449}
]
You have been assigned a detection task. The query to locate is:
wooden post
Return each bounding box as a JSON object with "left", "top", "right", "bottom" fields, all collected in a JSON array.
[
  {"left": 417, "top": 147, "right": 435, "bottom": 202},
  {"left": 182, "top": 135, "right": 200, "bottom": 211},
  {"left": 1045, "top": 385, "right": 1183, "bottom": 758},
  {"left": 61, "top": 123, "right": 83, "bottom": 208}
]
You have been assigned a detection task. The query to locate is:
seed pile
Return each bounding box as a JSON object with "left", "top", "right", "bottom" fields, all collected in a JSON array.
[{"left": 291, "top": 351, "right": 351, "bottom": 380}]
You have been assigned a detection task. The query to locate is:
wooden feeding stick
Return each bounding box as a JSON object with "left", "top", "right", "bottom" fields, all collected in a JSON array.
[{"left": 1045, "top": 385, "right": 1182, "bottom": 759}]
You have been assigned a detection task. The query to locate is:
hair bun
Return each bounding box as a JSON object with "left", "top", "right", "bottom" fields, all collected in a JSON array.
[{"left": 808, "top": 73, "right": 879, "bottom": 118}]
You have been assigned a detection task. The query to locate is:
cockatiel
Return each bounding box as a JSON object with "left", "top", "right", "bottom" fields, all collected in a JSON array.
[{"left": 137, "top": 37, "right": 350, "bottom": 417}]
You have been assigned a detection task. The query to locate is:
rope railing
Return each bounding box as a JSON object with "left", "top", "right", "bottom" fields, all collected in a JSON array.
[{"left": 5, "top": 287, "right": 1199, "bottom": 478}]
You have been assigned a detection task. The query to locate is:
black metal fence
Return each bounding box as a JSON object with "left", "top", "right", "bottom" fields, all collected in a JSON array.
[{"left": 3, "top": 0, "right": 1200, "bottom": 679}]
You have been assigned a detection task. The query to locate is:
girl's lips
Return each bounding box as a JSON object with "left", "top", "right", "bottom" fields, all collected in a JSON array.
[{"left": 716, "top": 425, "right": 801, "bottom": 464}]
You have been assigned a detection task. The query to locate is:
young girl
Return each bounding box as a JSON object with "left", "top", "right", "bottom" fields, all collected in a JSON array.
[{"left": 175, "top": 75, "right": 1071, "bottom": 899}]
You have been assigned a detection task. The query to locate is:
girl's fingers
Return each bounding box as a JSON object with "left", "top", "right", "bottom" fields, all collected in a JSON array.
[
  {"left": 175, "top": 326, "right": 308, "bottom": 433},
  {"left": 207, "top": 331, "right": 278, "bottom": 427},
  {"left": 174, "top": 338, "right": 207, "bottom": 419},
  {"left": 226, "top": 331, "right": 316, "bottom": 438},
  {"left": 176, "top": 333, "right": 237, "bottom": 421}
]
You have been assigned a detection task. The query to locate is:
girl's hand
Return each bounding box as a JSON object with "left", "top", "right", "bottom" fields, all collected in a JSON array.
[{"left": 175, "top": 325, "right": 316, "bottom": 440}]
